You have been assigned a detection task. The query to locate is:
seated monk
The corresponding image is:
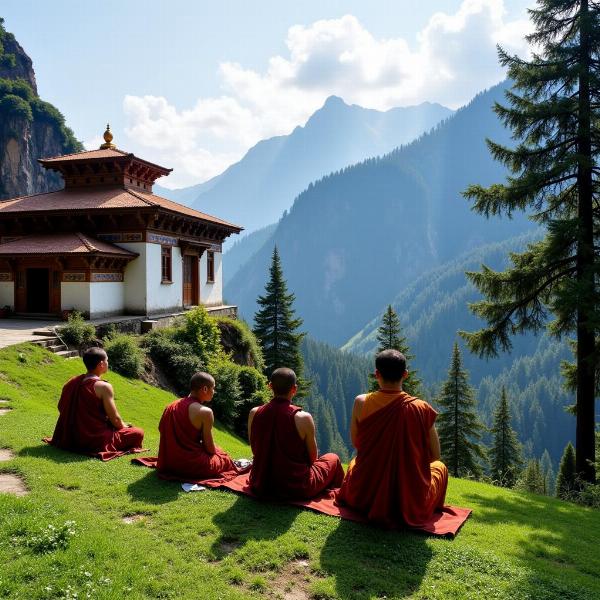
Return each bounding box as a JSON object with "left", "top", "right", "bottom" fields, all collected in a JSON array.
[
  {"left": 48, "top": 347, "right": 144, "bottom": 460},
  {"left": 337, "top": 349, "right": 448, "bottom": 528},
  {"left": 248, "top": 367, "right": 344, "bottom": 499},
  {"left": 156, "top": 372, "right": 239, "bottom": 481}
]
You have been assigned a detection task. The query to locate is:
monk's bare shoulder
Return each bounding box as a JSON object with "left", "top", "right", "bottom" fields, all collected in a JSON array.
[
  {"left": 295, "top": 410, "right": 313, "bottom": 419},
  {"left": 189, "top": 402, "right": 213, "bottom": 418},
  {"left": 249, "top": 405, "right": 261, "bottom": 418},
  {"left": 93, "top": 379, "right": 113, "bottom": 398},
  {"left": 353, "top": 394, "right": 368, "bottom": 410}
]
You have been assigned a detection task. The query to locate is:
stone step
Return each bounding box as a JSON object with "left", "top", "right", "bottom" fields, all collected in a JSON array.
[
  {"left": 32, "top": 337, "right": 61, "bottom": 348},
  {"left": 55, "top": 350, "right": 79, "bottom": 359},
  {"left": 48, "top": 344, "right": 68, "bottom": 353},
  {"left": 32, "top": 330, "right": 58, "bottom": 336}
]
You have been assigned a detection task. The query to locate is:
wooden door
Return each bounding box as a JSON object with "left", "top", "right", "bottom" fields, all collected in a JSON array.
[{"left": 182, "top": 255, "right": 199, "bottom": 306}]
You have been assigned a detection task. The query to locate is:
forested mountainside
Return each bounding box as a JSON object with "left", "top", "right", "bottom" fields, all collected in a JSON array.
[
  {"left": 160, "top": 97, "right": 452, "bottom": 233},
  {"left": 226, "top": 81, "right": 534, "bottom": 345},
  {"left": 300, "top": 336, "right": 371, "bottom": 462},
  {"left": 0, "top": 19, "right": 81, "bottom": 199},
  {"left": 343, "top": 232, "right": 544, "bottom": 381},
  {"left": 341, "top": 231, "right": 577, "bottom": 466}
]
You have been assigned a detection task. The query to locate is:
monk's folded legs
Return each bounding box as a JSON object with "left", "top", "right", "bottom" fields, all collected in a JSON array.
[
  {"left": 305, "top": 452, "right": 345, "bottom": 498},
  {"left": 428, "top": 460, "right": 448, "bottom": 510},
  {"left": 113, "top": 426, "right": 144, "bottom": 451}
]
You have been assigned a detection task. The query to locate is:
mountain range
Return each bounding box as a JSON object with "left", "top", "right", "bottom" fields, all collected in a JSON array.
[
  {"left": 225, "top": 81, "right": 534, "bottom": 346},
  {"left": 156, "top": 96, "right": 453, "bottom": 236}
]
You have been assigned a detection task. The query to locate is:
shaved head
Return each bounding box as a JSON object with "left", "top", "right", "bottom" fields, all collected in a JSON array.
[
  {"left": 270, "top": 368, "right": 297, "bottom": 396},
  {"left": 190, "top": 372, "right": 215, "bottom": 391}
]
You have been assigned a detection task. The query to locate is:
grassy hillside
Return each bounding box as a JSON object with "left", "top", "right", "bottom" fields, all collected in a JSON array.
[{"left": 0, "top": 344, "right": 598, "bottom": 600}]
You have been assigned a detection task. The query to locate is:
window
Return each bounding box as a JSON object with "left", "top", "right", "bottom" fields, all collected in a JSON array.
[
  {"left": 161, "top": 246, "right": 172, "bottom": 282},
  {"left": 207, "top": 251, "right": 215, "bottom": 283}
]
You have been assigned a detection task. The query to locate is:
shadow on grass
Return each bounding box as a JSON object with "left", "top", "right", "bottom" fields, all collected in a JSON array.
[
  {"left": 463, "top": 491, "right": 599, "bottom": 595},
  {"left": 320, "top": 520, "right": 433, "bottom": 600},
  {"left": 210, "top": 494, "right": 298, "bottom": 559},
  {"left": 18, "top": 444, "right": 91, "bottom": 464},
  {"left": 127, "top": 470, "right": 182, "bottom": 505}
]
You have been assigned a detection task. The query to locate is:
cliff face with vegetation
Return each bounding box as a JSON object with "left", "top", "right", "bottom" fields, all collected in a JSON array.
[{"left": 0, "top": 18, "right": 82, "bottom": 199}]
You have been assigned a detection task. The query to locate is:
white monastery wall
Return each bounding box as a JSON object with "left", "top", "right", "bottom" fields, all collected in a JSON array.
[
  {"left": 120, "top": 242, "right": 147, "bottom": 314},
  {"left": 0, "top": 282, "right": 14, "bottom": 308},
  {"left": 61, "top": 282, "right": 90, "bottom": 313},
  {"left": 200, "top": 251, "right": 223, "bottom": 306},
  {"left": 146, "top": 243, "right": 183, "bottom": 314},
  {"left": 90, "top": 282, "right": 124, "bottom": 317}
]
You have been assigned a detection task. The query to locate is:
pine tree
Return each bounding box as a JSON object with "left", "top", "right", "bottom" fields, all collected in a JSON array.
[
  {"left": 522, "top": 459, "right": 546, "bottom": 495},
  {"left": 556, "top": 442, "right": 577, "bottom": 499},
  {"left": 370, "top": 305, "right": 422, "bottom": 396},
  {"left": 253, "top": 246, "right": 307, "bottom": 393},
  {"left": 462, "top": 1, "right": 599, "bottom": 483},
  {"left": 490, "top": 387, "right": 522, "bottom": 487},
  {"left": 436, "top": 343, "right": 486, "bottom": 478},
  {"left": 540, "top": 449, "right": 556, "bottom": 496}
]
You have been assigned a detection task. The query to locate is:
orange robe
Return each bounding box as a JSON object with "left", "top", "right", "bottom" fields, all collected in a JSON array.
[
  {"left": 156, "top": 396, "right": 237, "bottom": 481},
  {"left": 249, "top": 397, "right": 344, "bottom": 499},
  {"left": 337, "top": 390, "right": 448, "bottom": 528}
]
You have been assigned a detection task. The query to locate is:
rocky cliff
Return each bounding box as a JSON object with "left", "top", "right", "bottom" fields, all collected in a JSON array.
[{"left": 0, "top": 18, "right": 82, "bottom": 199}]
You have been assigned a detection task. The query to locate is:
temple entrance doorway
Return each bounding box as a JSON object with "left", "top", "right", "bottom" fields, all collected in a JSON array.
[
  {"left": 26, "top": 268, "right": 50, "bottom": 313},
  {"left": 182, "top": 254, "right": 199, "bottom": 306}
]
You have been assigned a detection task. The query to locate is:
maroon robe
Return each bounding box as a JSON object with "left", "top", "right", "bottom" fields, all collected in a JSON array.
[
  {"left": 249, "top": 396, "right": 344, "bottom": 499},
  {"left": 47, "top": 374, "right": 144, "bottom": 461},
  {"left": 156, "top": 396, "right": 238, "bottom": 481},
  {"left": 336, "top": 392, "right": 448, "bottom": 528}
]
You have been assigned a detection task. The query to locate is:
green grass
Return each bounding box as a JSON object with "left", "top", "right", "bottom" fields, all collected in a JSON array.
[{"left": 0, "top": 343, "right": 598, "bottom": 599}]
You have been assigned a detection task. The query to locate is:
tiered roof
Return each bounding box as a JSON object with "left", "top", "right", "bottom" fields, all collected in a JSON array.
[
  {"left": 0, "top": 125, "right": 242, "bottom": 233},
  {"left": 0, "top": 232, "right": 137, "bottom": 257}
]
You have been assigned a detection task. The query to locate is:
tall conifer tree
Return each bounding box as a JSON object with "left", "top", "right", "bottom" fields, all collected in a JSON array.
[
  {"left": 556, "top": 441, "right": 577, "bottom": 499},
  {"left": 490, "top": 387, "right": 522, "bottom": 487},
  {"left": 540, "top": 449, "right": 556, "bottom": 495},
  {"left": 370, "top": 305, "right": 422, "bottom": 396},
  {"left": 462, "top": 1, "right": 599, "bottom": 482},
  {"left": 522, "top": 459, "right": 546, "bottom": 494},
  {"left": 436, "top": 343, "right": 486, "bottom": 478},
  {"left": 253, "top": 246, "right": 307, "bottom": 392}
]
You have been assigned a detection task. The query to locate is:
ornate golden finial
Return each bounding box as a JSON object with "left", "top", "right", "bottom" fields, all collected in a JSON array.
[{"left": 99, "top": 123, "right": 116, "bottom": 149}]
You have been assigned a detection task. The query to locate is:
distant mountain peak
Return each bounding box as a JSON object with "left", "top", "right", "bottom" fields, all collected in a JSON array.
[{"left": 322, "top": 95, "right": 347, "bottom": 108}]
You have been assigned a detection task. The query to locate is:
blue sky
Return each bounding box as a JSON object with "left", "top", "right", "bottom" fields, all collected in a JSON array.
[{"left": 2, "top": 0, "right": 533, "bottom": 188}]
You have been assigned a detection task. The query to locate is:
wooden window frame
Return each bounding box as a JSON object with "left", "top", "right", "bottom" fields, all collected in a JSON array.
[
  {"left": 161, "top": 246, "right": 172, "bottom": 283},
  {"left": 206, "top": 250, "right": 215, "bottom": 283}
]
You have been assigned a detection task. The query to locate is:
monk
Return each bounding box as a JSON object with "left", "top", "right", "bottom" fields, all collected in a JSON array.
[
  {"left": 47, "top": 347, "right": 144, "bottom": 460},
  {"left": 156, "top": 372, "right": 239, "bottom": 481},
  {"left": 337, "top": 349, "right": 448, "bottom": 528},
  {"left": 248, "top": 367, "right": 344, "bottom": 499}
]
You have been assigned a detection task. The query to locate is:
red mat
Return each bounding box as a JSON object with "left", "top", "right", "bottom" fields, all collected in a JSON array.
[
  {"left": 196, "top": 472, "right": 470, "bottom": 538},
  {"left": 131, "top": 456, "right": 246, "bottom": 484}
]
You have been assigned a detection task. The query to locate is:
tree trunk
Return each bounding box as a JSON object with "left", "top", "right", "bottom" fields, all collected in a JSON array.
[{"left": 575, "top": 0, "right": 596, "bottom": 484}]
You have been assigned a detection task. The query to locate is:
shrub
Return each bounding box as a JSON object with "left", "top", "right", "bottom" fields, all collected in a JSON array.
[
  {"left": 143, "top": 328, "right": 203, "bottom": 395},
  {"left": 576, "top": 483, "right": 600, "bottom": 509},
  {"left": 234, "top": 366, "right": 269, "bottom": 438},
  {"left": 216, "top": 317, "right": 265, "bottom": 371},
  {"left": 208, "top": 356, "right": 241, "bottom": 428},
  {"left": 58, "top": 311, "right": 96, "bottom": 348},
  {"left": 177, "top": 306, "right": 222, "bottom": 365},
  {"left": 104, "top": 332, "right": 145, "bottom": 378}
]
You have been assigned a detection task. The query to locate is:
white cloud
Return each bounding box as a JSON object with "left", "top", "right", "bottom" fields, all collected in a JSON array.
[{"left": 124, "top": 0, "right": 533, "bottom": 188}]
